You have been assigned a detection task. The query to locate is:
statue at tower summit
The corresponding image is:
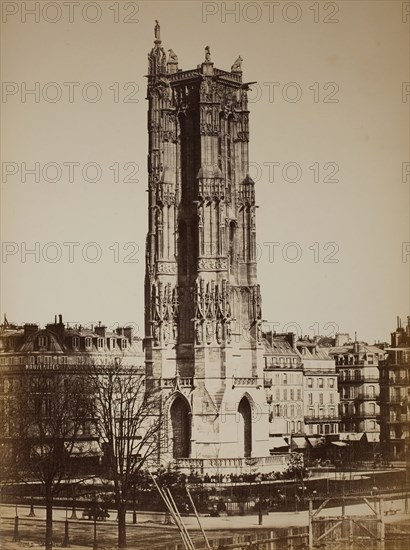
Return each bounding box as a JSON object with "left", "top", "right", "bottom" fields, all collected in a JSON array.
[
  {"left": 231, "top": 55, "right": 243, "bottom": 73},
  {"left": 205, "top": 45, "right": 211, "bottom": 62},
  {"left": 154, "top": 19, "right": 160, "bottom": 41}
]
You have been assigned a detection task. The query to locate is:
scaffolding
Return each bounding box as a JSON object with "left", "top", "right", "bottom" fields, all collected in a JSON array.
[{"left": 308, "top": 495, "right": 386, "bottom": 549}]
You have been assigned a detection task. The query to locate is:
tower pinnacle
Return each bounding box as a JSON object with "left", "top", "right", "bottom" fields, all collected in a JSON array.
[
  {"left": 148, "top": 20, "right": 166, "bottom": 75},
  {"left": 154, "top": 20, "right": 161, "bottom": 42}
]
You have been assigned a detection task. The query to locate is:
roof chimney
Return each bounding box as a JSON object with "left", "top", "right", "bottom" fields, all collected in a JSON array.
[
  {"left": 123, "top": 326, "right": 133, "bottom": 343},
  {"left": 24, "top": 323, "right": 39, "bottom": 339},
  {"left": 353, "top": 332, "right": 360, "bottom": 353},
  {"left": 391, "top": 331, "right": 399, "bottom": 347},
  {"left": 94, "top": 324, "right": 107, "bottom": 338}
]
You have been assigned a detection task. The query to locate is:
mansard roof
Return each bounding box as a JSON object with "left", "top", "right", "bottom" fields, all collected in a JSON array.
[
  {"left": 0, "top": 317, "right": 143, "bottom": 357},
  {"left": 19, "top": 329, "right": 65, "bottom": 353},
  {"left": 328, "top": 343, "right": 386, "bottom": 357}
]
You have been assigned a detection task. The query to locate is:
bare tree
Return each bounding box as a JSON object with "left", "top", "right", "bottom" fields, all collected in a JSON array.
[
  {"left": 14, "top": 372, "right": 93, "bottom": 549},
  {"left": 88, "top": 362, "right": 163, "bottom": 548},
  {"left": 0, "top": 442, "right": 20, "bottom": 503}
]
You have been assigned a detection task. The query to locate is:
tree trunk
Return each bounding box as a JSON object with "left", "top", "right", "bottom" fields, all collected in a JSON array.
[
  {"left": 117, "top": 503, "right": 127, "bottom": 548},
  {"left": 45, "top": 488, "right": 53, "bottom": 550}
]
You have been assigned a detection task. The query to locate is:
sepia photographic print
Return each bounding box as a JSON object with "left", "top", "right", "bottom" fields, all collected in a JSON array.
[{"left": 0, "top": 1, "right": 409, "bottom": 549}]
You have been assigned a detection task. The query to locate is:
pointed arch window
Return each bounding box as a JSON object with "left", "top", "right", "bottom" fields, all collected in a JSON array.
[
  {"left": 238, "top": 396, "right": 252, "bottom": 457},
  {"left": 170, "top": 395, "right": 191, "bottom": 459}
]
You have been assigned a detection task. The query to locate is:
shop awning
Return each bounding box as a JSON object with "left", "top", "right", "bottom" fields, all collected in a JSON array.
[
  {"left": 307, "top": 436, "right": 326, "bottom": 448},
  {"left": 291, "top": 436, "right": 309, "bottom": 449},
  {"left": 65, "top": 440, "right": 102, "bottom": 456},
  {"left": 331, "top": 441, "right": 348, "bottom": 447},
  {"left": 363, "top": 432, "right": 380, "bottom": 443},
  {"left": 269, "top": 436, "right": 289, "bottom": 449},
  {"left": 339, "top": 432, "right": 364, "bottom": 442}
]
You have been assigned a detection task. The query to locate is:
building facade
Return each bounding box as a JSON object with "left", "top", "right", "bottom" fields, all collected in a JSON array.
[
  {"left": 0, "top": 315, "right": 144, "bottom": 468},
  {"left": 329, "top": 336, "right": 385, "bottom": 438},
  {"left": 297, "top": 339, "right": 340, "bottom": 436},
  {"left": 263, "top": 332, "right": 304, "bottom": 449},
  {"left": 379, "top": 317, "right": 410, "bottom": 460},
  {"left": 143, "top": 23, "right": 270, "bottom": 465}
]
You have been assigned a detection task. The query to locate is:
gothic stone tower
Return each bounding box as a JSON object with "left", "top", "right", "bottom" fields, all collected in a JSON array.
[{"left": 145, "top": 22, "right": 270, "bottom": 463}]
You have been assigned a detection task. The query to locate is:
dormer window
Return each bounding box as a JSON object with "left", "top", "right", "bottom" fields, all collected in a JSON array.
[
  {"left": 38, "top": 336, "right": 48, "bottom": 348},
  {"left": 97, "top": 338, "right": 104, "bottom": 348},
  {"left": 121, "top": 339, "right": 127, "bottom": 349},
  {"left": 85, "top": 337, "right": 92, "bottom": 349},
  {"left": 72, "top": 337, "right": 79, "bottom": 349}
]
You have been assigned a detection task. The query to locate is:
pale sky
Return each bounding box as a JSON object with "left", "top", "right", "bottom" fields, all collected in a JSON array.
[{"left": 1, "top": 0, "right": 409, "bottom": 343}]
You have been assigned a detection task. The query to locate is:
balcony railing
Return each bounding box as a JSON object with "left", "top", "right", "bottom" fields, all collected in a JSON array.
[
  {"left": 389, "top": 434, "right": 410, "bottom": 440},
  {"left": 388, "top": 414, "right": 410, "bottom": 424},
  {"left": 304, "top": 370, "right": 337, "bottom": 375},
  {"left": 354, "top": 393, "right": 380, "bottom": 401},
  {"left": 340, "top": 377, "right": 364, "bottom": 384},
  {"left": 388, "top": 377, "right": 410, "bottom": 386},
  {"left": 175, "top": 454, "right": 290, "bottom": 474},
  {"left": 160, "top": 377, "right": 194, "bottom": 388},
  {"left": 342, "top": 413, "right": 380, "bottom": 420},
  {"left": 341, "top": 376, "right": 379, "bottom": 384},
  {"left": 336, "top": 360, "right": 367, "bottom": 367},
  {"left": 304, "top": 415, "right": 341, "bottom": 423},
  {"left": 232, "top": 377, "right": 260, "bottom": 388},
  {"left": 385, "top": 396, "right": 409, "bottom": 404}
]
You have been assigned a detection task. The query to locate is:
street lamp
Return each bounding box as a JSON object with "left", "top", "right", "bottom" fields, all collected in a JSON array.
[
  {"left": 256, "top": 474, "right": 263, "bottom": 525},
  {"left": 12, "top": 501, "right": 19, "bottom": 542},
  {"left": 133, "top": 482, "right": 137, "bottom": 525},
  {"left": 70, "top": 484, "right": 77, "bottom": 520},
  {"left": 93, "top": 491, "right": 98, "bottom": 550},
  {"left": 245, "top": 457, "right": 258, "bottom": 522},
  {"left": 62, "top": 507, "right": 70, "bottom": 548}
]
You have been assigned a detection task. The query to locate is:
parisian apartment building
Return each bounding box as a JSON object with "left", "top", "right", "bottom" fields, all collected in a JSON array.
[
  {"left": 262, "top": 331, "right": 340, "bottom": 453},
  {"left": 297, "top": 338, "right": 340, "bottom": 438},
  {"left": 379, "top": 317, "right": 410, "bottom": 460},
  {"left": 0, "top": 315, "right": 144, "bottom": 466},
  {"left": 328, "top": 334, "right": 386, "bottom": 445},
  {"left": 263, "top": 332, "right": 304, "bottom": 452}
]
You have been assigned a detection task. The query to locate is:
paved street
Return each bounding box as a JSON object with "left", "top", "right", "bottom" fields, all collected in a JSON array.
[{"left": 0, "top": 497, "right": 408, "bottom": 550}]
